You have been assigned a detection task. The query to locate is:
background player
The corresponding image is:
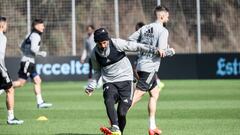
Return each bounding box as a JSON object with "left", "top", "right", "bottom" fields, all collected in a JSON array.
[
  {"left": 129, "top": 6, "right": 174, "bottom": 135},
  {"left": 80, "top": 25, "right": 102, "bottom": 88},
  {"left": 134, "top": 22, "right": 165, "bottom": 90},
  {"left": 13, "top": 19, "right": 52, "bottom": 109},
  {"left": 80, "top": 25, "right": 95, "bottom": 80}
]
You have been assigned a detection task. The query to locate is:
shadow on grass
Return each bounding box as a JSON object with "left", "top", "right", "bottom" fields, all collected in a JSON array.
[{"left": 55, "top": 133, "right": 102, "bottom": 135}]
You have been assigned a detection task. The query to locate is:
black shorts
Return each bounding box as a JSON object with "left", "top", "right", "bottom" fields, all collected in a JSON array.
[
  {"left": 136, "top": 71, "right": 157, "bottom": 91},
  {"left": 18, "top": 61, "right": 38, "bottom": 80},
  {"left": 103, "top": 81, "right": 134, "bottom": 106},
  {"left": 0, "top": 71, "right": 13, "bottom": 90}
]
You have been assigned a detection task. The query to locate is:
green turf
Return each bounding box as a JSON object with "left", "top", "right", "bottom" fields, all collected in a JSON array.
[{"left": 0, "top": 80, "right": 240, "bottom": 135}]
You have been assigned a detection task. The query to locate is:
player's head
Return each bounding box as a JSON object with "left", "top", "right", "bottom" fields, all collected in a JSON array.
[
  {"left": 94, "top": 28, "right": 110, "bottom": 50},
  {"left": 86, "top": 25, "right": 95, "bottom": 36},
  {"left": 0, "top": 16, "right": 7, "bottom": 33},
  {"left": 135, "top": 22, "right": 145, "bottom": 31},
  {"left": 32, "top": 19, "right": 45, "bottom": 33},
  {"left": 154, "top": 5, "right": 169, "bottom": 23}
]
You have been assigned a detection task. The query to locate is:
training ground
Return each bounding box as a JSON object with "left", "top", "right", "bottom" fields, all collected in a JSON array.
[{"left": 0, "top": 80, "right": 240, "bottom": 135}]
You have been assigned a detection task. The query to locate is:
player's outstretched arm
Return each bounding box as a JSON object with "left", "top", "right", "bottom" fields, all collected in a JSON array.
[{"left": 113, "top": 38, "right": 162, "bottom": 56}]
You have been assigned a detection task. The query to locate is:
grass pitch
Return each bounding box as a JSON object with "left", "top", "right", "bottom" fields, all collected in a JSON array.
[{"left": 0, "top": 80, "right": 240, "bottom": 135}]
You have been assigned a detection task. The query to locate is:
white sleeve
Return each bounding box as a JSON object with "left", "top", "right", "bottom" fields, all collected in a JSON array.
[
  {"left": 112, "top": 38, "right": 159, "bottom": 55},
  {"left": 81, "top": 40, "right": 87, "bottom": 61},
  {"left": 158, "top": 29, "right": 169, "bottom": 49},
  {"left": 30, "top": 33, "right": 41, "bottom": 55},
  {"left": 0, "top": 36, "right": 6, "bottom": 60}
]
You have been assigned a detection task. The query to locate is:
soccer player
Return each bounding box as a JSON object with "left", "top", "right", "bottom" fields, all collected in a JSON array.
[
  {"left": 129, "top": 6, "right": 174, "bottom": 135},
  {"left": 0, "top": 16, "right": 24, "bottom": 125},
  {"left": 134, "top": 22, "right": 165, "bottom": 91},
  {"left": 85, "top": 28, "right": 167, "bottom": 135},
  {"left": 81, "top": 25, "right": 102, "bottom": 88},
  {"left": 80, "top": 25, "right": 96, "bottom": 79},
  {"left": 13, "top": 19, "right": 52, "bottom": 108}
]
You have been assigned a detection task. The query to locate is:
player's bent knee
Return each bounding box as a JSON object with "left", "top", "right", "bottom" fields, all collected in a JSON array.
[
  {"left": 133, "top": 89, "right": 145, "bottom": 99},
  {"left": 118, "top": 102, "right": 131, "bottom": 117},
  {"left": 34, "top": 77, "right": 42, "bottom": 85},
  {"left": 149, "top": 87, "right": 160, "bottom": 98},
  {"left": 19, "top": 82, "right": 25, "bottom": 87},
  {"left": 150, "top": 95, "right": 159, "bottom": 101},
  {"left": 5, "top": 86, "right": 14, "bottom": 94},
  {"left": 104, "top": 98, "right": 115, "bottom": 105}
]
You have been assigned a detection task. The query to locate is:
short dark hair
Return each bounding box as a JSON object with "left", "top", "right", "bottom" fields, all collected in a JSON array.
[
  {"left": 154, "top": 5, "right": 169, "bottom": 16},
  {"left": 0, "top": 16, "right": 7, "bottom": 22},
  {"left": 87, "top": 25, "right": 95, "bottom": 30},
  {"left": 135, "top": 22, "right": 145, "bottom": 31},
  {"left": 32, "top": 19, "right": 44, "bottom": 28}
]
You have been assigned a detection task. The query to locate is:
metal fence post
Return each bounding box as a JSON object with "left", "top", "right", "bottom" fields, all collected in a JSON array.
[
  {"left": 196, "top": 0, "right": 201, "bottom": 53},
  {"left": 114, "top": 0, "right": 120, "bottom": 38},
  {"left": 157, "top": 0, "right": 161, "bottom": 6},
  {"left": 71, "top": 0, "right": 76, "bottom": 56},
  {"left": 27, "top": 0, "right": 31, "bottom": 34}
]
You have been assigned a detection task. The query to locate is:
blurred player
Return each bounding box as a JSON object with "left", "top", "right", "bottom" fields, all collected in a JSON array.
[
  {"left": 134, "top": 22, "right": 165, "bottom": 91},
  {"left": 135, "top": 22, "right": 145, "bottom": 32},
  {"left": 80, "top": 25, "right": 95, "bottom": 80},
  {"left": 13, "top": 19, "right": 52, "bottom": 109},
  {"left": 80, "top": 25, "right": 102, "bottom": 88},
  {"left": 129, "top": 6, "right": 174, "bottom": 135},
  {"left": 0, "top": 16, "right": 24, "bottom": 125},
  {"left": 85, "top": 28, "right": 166, "bottom": 135}
]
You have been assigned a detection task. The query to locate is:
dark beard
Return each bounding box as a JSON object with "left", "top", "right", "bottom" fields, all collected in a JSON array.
[{"left": 163, "top": 22, "right": 167, "bottom": 28}]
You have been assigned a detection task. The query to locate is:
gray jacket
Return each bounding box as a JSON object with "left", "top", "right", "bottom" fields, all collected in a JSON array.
[
  {"left": 20, "top": 32, "right": 45, "bottom": 63},
  {"left": 129, "top": 21, "right": 169, "bottom": 72},
  {"left": 87, "top": 38, "right": 160, "bottom": 90},
  {"left": 81, "top": 33, "right": 96, "bottom": 61}
]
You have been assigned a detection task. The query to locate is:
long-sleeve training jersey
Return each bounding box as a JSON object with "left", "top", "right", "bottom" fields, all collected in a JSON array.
[
  {"left": 0, "top": 32, "right": 8, "bottom": 77},
  {"left": 20, "top": 31, "right": 43, "bottom": 63},
  {"left": 128, "top": 21, "right": 169, "bottom": 73},
  {"left": 81, "top": 33, "right": 96, "bottom": 61},
  {"left": 87, "top": 38, "right": 160, "bottom": 90}
]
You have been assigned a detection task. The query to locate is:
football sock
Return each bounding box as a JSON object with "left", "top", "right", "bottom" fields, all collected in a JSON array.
[
  {"left": 149, "top": 116, "right": 156, "bottom": 129},
  {"left": 36, "top": 94, "right": 44, "bottom": 104},
  {"left": 8, "top": 110, "right": 14, "bottom": 120}
]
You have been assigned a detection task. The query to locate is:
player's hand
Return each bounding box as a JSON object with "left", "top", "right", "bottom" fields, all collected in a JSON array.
[
  {"left": 133, "top": 69, "right": 140, "bottom": 80},
  {"left": 169, "top": 48, "right": 175, "bottom": 55},
  {"left": 80, "top": 60, "right": 85, "bottom": 64},
  {"left": 39, "top": 51, "right": 47, "bottom": 57},
  {"left": 85, "top": 88, "right": 94, "bottom": 96},
  {"left": 158, "top": 49, "right": 166, "bottom": 57}
]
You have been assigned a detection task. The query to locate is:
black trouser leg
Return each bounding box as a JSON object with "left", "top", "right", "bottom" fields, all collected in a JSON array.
[
  {"left": 103, "top": 83, "right": 119, "bottom": 126},
  {"left": 104, "top": 97, "right": 118, "bottom": 126},
  {"left": 117, "top": 101, "right": 131, "bottom": 133}
]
